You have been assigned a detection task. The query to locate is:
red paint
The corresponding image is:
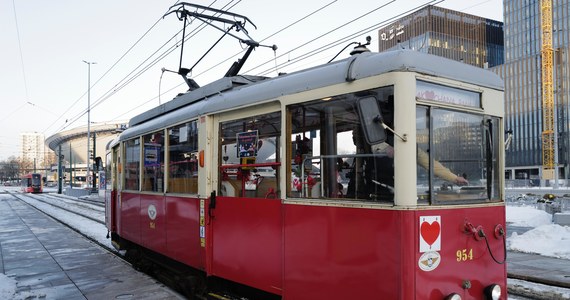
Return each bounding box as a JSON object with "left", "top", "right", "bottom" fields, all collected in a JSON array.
[
  {"left": 120, "top": 192, "right": 141, "bottom": 243},
  {"left": 283, "top": 204, "right": 403, "bottom": 299},
  {"left": 165, "top": 195, "right": 205, "bottom": 270},
  {"left": 420, "top": 220, "right": 440, "bottom": 246},
  {"left": 415, "top": 206, "right": 507, "bottom": 300},
  {"left": 111, "top": 191, "right": 506, "bottom": 299},
  {"left": 282, "top": 204, "right": 506, "bottom": 300},
  {"left": 117, "top": 192, "right": 206, "bottom": 270},
  {"left": 140, "top": 194, "right": 166, "bottom": 254},
  {"left": 209, "top": 196, "right": 282, "bottom": 295}
]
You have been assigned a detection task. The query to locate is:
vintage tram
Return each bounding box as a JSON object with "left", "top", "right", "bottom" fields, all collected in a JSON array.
[
  {"left": 21, "top": 172, "right": 43, "bottom": 193},
  {"left": 105, "top": 48, "right": 506, "bottom": 300}
]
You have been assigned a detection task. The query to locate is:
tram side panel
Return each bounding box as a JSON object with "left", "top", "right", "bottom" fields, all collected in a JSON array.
[
  {"left": 283, "top": 204, "right": 403, "bottom": 299},
  {"left": 209, "top": 196, "right": 283, "bottom": 296},
  {"left": 165, "top": 195, "right": 205, "bottom": 270},
  {"left": 116, "top": 192, "right": 207, "bottom": 271},
  {"left": 120, "top": 192, "right": 142, "bottom": 245},
  {"left": 139, "top": 194, "right": 167, "bottom": 254}
]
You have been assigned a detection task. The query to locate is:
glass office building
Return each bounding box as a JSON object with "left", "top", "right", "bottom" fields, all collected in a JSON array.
[
  {"left": 377, "top": 5, "right": 504, "bottom": 68},
  {"left": 493, "top": 0, "right": 570, "bottom": 183}
]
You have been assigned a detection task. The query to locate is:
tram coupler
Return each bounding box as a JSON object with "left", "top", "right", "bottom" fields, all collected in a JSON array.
[
  {"left": 493, "top": 224, "right": 505, "bottom": 239},
  {"left": 464, "top": 221, "right": 484, "bottom": 241}
]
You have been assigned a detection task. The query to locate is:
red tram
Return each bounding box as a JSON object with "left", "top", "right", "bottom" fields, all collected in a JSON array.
[
  {"left": 105, "top": 36, "right": 506, "bottom": 300},
  {"left": 21, "top": 173, "right": 43, "bottom": 193}
]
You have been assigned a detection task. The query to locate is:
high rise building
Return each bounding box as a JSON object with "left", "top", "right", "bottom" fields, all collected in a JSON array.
[
  {"left": 377, "top": 5, "right": 504, "bottom": 68},
  {"left": 20, "top": 132, "right": 46, "bottom": 172},
  {"left": 493, "top": 0, "right": 570, "bottom": 183}
]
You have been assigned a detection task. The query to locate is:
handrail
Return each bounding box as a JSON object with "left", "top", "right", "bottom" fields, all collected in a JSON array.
[{"left": 220, "top": 162, "right": 281, "bottom": 170}]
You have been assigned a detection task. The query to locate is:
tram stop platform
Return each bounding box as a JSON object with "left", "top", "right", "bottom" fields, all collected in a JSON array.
[{"left": 0, "top": 197, "right": 183, "bottom": 299}]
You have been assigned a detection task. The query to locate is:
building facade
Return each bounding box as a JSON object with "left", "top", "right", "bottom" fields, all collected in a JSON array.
[
  {"left": 492, "top": 0, "right": 570, "bottom": 184},
  {"left": 20, "top": 132, "right": 47, "bottom": 172},
  {"left": 45, "top": 122, "right": 125, "bottom": 189},
  {"left": 377, "top": 5, "right": 504, "bottom": 68}
]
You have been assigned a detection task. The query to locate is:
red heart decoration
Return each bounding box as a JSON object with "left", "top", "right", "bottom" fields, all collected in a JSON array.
[{"left": 420, "top": 221, "right": 440, "bottom": 246}]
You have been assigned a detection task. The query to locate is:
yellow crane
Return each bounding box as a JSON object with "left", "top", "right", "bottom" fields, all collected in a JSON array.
[{"left": 541, "top": 0, "right": 555, "bottom": 180}]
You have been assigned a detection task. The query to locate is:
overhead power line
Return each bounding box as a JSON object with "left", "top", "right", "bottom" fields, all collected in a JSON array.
[
  {"left": 51, "top": 0, "right": 234, "bottom": 134},
  {"left": 11, "top": 0, "right": 29, "bottom": 101},
  {"left": 55, "top": 0, "right": 447, "bottom": 134},
  {"left": 46, "top": 0, "right": 186, "bottom": 135}
]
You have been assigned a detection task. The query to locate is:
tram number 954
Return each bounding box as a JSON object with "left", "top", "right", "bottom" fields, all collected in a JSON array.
[{"left": 456, "top": 249, "right": 474, "bottom": 262}]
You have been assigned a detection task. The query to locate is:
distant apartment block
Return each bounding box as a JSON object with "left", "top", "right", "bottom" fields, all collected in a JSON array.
[{"left": 20, "top": 132, "right": 46, "bottom": 171}]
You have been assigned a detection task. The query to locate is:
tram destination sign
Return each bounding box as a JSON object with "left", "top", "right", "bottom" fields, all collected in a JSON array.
[{"left": 416, "top": 80, "right": 481, "bottom": 108}]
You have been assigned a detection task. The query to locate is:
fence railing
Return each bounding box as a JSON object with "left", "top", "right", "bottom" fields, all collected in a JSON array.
[{"left": 505, "top": 179, "right": 569, "bottom": 189}]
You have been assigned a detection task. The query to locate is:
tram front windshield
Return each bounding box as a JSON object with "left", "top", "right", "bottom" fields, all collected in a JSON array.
[
  {"left": 416, "top": 107, "right": 500, "bottom": 203},
  {"left": 31, "top": 174, "right": 41, "bottom": 186}
]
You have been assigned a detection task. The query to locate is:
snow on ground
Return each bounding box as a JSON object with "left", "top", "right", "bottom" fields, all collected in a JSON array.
[
  {"left": 0, "top": 275, "right": 17, "bottom": 299},
  {"left": 507, "top": 202, "right": 570, "bottom": 259}
]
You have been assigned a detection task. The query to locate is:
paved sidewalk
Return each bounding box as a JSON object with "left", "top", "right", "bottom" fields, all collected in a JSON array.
[{"left": 0, "top": 196, "right": 183, "bottom": 299}]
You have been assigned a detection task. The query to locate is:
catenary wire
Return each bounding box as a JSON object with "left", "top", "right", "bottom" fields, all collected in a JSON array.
[
  {"left": 57, "top": 0, "right": 448, "bottom": 133},
  {"left": 136, "top": 0, "right": 438, "bottom": 110},
  {"left": 53, "top": 0, "right": 233, "bottom": 134},
  {"left": 11, "top": 0, "right": 30, "bottom": 101},
  {"left": 46, "top": 0, "right": 185, "bottom": 135}
]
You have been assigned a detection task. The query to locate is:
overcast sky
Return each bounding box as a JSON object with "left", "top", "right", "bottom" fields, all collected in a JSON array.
[{"left": 0, "top": 0, "right": 503, "bottom": 162}]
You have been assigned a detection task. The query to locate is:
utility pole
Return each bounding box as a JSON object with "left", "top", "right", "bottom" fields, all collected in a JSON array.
[
  {"left": 69, "top": 143, "right": 73, "bottom": 189},
  {"left": 92, "top": 132, "right": 97, "bottom": 192},
  {"left": 83, "top": 60, "right": 96, "bottom": 192},
  {"left": 58, "top": 145, "right": 62, "bottom": 194}
]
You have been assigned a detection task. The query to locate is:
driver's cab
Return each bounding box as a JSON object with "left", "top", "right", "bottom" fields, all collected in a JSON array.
[
  {"left": 286, "top": 79, "right": 501, "bottom": 206},
  {"left": 287, "top": 86, "right": 395, "bottom": 203}
]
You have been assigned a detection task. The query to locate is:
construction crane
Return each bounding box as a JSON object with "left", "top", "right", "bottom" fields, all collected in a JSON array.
[{"left": 541, "top": 0, "right": 555, "bottom": 180}]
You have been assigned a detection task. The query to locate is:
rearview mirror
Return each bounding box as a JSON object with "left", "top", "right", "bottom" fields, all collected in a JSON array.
[{"left": 357, "top": 96, "right": 387, "bottom": 145}]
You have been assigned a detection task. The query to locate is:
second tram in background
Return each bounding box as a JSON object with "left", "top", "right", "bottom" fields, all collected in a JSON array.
[
  {"left": 105, "top": 48, "right": 506, "bottom": 299},
  {"left": 21, "top": 173, "right": 43, "bottom": 193}
]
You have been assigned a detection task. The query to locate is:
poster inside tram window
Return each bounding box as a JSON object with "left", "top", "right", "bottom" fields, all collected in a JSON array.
[
  {"left": 237, "top": 130, "right": 258, "bottom": 158},
  {"left": 144, "top": 144, "right": 161, "bottom": 167}
]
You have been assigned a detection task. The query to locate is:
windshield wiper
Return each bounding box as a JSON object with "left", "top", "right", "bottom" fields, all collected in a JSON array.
[{"left": 485, "top": 119, "right": 493, "bottom": 199}]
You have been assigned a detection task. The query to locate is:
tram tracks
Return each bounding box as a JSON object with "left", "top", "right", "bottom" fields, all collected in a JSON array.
[
  {"left": 41, "top": 192, "right": 105, "bottom": 208},
  {"left": 14, "top": 192, "right": 105, "bottom": 225}
]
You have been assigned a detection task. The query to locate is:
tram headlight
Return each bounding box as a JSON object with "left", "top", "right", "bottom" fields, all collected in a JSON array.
[
  {"left": 444, "top": 293, "right": 461, "bottom": 300},
  {"left": 484, "top": 284, "right": 501, "bottom": 300}
]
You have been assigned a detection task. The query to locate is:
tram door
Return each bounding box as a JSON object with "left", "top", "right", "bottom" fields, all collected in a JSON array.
[
  {"left": 211, "top": 111, "right": 283, "bottom": 295},
  {"left": 106, "top": 145, "right": 120, "bottom": 234}
]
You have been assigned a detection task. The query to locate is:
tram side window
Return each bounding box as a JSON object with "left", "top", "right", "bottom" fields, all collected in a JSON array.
[
  {"left": 218, "top": 112, "right": 281, "bottom": 198},
  {"left": 142, "top": 131, "right": 165, "bottom": 192},
  {"left": 124, "top": 138, "right": 140, "bottom": 191},
  {"left": 287, "top": 86, "right": 394, "bottom": 202},
  {"left": 168, "top": 121, "right": 198, "bottom": 194}
]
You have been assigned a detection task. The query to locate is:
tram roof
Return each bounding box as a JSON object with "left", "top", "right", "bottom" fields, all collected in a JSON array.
[{"left": 122, "top": 49, "right": 504, "bottom": 140}]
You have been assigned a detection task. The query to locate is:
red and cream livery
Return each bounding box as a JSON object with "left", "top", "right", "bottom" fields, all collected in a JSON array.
[{"left": 105, "top": 48, "right": 506, "bottom": 299}]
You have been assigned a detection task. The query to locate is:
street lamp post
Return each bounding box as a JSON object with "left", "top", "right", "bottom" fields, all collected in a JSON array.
[{"left": 83, "top": 60, "right": 96, "bottom": 192}]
